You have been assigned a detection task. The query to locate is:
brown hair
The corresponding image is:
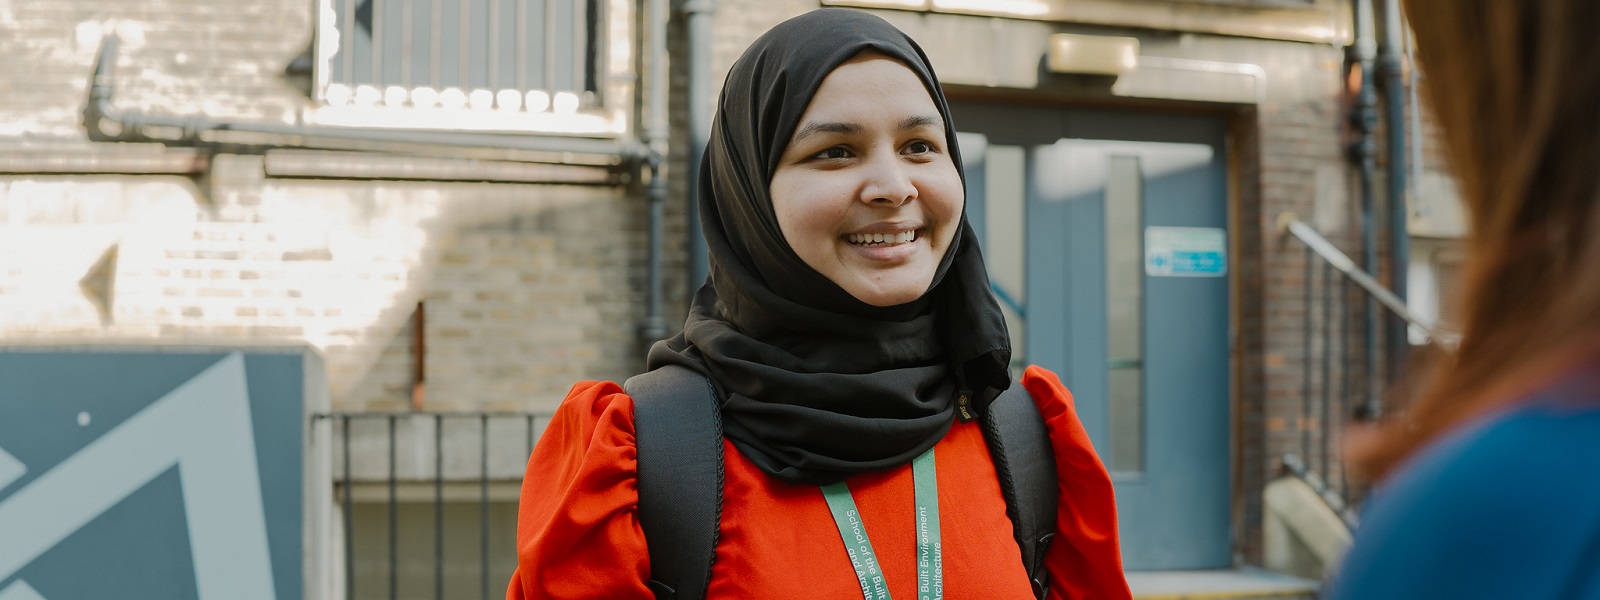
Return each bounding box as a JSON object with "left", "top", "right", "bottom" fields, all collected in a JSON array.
[{"left": 1349, "top": 0, "right": 1600, "bottom": 479}]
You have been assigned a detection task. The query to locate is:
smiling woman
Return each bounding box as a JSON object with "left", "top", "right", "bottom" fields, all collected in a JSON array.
[
  {"left": 769, "top": 53, "right": 965, "bottom": 307},
  {"left": 506, "top": 8, "right": 1131, "bottom": 600}
]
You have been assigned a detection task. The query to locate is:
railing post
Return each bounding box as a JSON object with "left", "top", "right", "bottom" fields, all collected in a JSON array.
[
  {"left": 1321, "top": 261, "right": 1334, "bottom": 479},
  {"left": 389, "top": 415, "right": 398, "bottom": 600},
  {"left": 1302, "top": 245, "right": 1314, "bottom": 463},
  {"left": 435, "top": 414, "right": 445, "bottom": 600},
  {"left": 481, "top": 414, "right": 490, "bottom": 600},
  {"left": 343, "top": 416, "right": 354, "bottom": 600}
]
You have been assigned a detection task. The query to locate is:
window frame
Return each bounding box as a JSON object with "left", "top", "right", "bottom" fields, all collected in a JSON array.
[{"left": 308, "top": 0, "right": 633, "bottom": 136}]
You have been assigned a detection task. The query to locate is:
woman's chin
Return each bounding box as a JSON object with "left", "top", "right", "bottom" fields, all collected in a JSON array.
[{"left": 843, "top": 278, "right": 933, "bottom": 307}]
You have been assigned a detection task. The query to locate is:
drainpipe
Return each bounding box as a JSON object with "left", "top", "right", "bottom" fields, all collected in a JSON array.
[
  {"left": 1349, "top": 0, "right": 1382, "bottom": 419},
  {"left": 1379, "top": 0, "right": 1410, "bottom": 382},
  {"left": 638, "top": 0, "right": 672, "bottom": 347},
  {"left": 682, "top": 0, "right": 715, "bottom": 294}
]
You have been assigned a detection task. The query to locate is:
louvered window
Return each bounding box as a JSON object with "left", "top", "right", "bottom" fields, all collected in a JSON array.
[{"left": 313, "top": 0, "right": 621, "bottom": 134}]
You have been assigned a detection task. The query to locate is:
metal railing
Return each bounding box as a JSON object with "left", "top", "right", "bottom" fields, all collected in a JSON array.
[
  {"left": 313, "top": 411, "right": 551, "bottom": 600},
  {"left": 1277, "top": 215, "right": 1442, "bottom": 529}
]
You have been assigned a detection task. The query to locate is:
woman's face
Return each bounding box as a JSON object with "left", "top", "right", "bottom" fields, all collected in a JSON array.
[{"left": 769, "top": 53, "right": 964, "bottom": 307}]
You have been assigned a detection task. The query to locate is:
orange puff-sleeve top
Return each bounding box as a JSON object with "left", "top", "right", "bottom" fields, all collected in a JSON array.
[{"left": 506, "top": 365, "right": 1130, "bottom": 600}]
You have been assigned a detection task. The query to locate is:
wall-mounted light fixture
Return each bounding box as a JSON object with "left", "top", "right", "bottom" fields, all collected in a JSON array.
[{"left": 1046, "top": 33, "right": 1140, "bottom": 76}]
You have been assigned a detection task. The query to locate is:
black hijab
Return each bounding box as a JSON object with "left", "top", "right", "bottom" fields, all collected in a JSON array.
[{"left": 647, "top": 8, "right": 1012, "bottom": 485}]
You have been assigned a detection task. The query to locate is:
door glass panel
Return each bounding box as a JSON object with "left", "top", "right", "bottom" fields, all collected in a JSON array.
[
  {"left": 985, "top": 144, "right": 1028, "bottom": 374},
  {"left": 1105, "top": 155, "right": 1143, "bottom": 473}
]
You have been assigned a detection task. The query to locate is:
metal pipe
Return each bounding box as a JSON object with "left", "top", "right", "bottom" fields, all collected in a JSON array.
[
  {"left": 1348, "top": 0, "right": 1382, "bottom": 419},
  {"left": 682, "top": 0, "right": 715, "bottom": 295},
  {"left": 637, "top": 0, "right": 672, "bottom": 346},
  {"left": 83, "top": 34, "right": 646, "bottom": 166},
  {"left": 642, "top": 158, "right": 669, "bottom": 344},
  {"left": 1380, "top": 0, "right": 1410, "bottom": 381}
]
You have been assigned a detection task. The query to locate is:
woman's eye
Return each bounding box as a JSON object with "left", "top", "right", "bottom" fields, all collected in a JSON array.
[
  {"left": 812, "top": 147, "right": 851, "bottom": 160},
  {"left": 904, "top": 141, "right": 937, "bottom": 155}
]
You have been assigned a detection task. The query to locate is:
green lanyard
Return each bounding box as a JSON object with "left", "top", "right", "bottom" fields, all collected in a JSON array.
[{"left": 820, "top": 448, "right": 942, "bottom": 600}]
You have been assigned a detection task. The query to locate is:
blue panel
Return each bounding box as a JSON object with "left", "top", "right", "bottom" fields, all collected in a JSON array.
[
  {"left": 0, "top": 350, "right": 307, "bottom": 599},
  {"left": 0, "top": 352, "right": 226, "bottom": 490},
  {"left": 15, "top": 468, "right": 199, "bottom": 600},
  {"left": 246, "top": 355, "right": 306, "bottom": 600}
]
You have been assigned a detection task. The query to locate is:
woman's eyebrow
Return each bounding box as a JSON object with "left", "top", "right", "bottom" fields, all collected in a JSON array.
[
  {"left": 898, "top": 115, "right": 941, "bottom": 130},
  {"left": 791, "top": 121, "right": 859, "bottom": 143},
  {"left": 790, "top": 115, "right": 942, "bottom": 144}
]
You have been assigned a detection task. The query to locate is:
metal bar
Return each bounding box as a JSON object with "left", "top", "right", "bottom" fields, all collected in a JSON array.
[
  {"left": 1302, "top": 245, "right": 1313, "bottom": 464},
  {"left": 403, "top": 0, "right": 414, "bottom": 87},
  {"left": 1321, "top": 261, "right": 1333, "bottom": 479},
  {"left": 516, "top": 0, "right": 526, "bottom": 91},
  {"left": 432, "top": 0, "right": 442, "bottom": 85},
  {"left": 1335, "top": 275, "right": 1348, "bottom": 500},
  {"left": 1280, "top": 217, "right": 1439, "bottom": 339},
  {"left": 488, "top": 0, "right": 499, "bottom": 89},
  {"left": 460, "top": 0, "right": 471, "bottom": 88},
  {"left": 388, "top": 415, "right": 398, "bottom": 600},
  {"left": 587, "top": 0, "right": 600, "bottom": 93},
  {"left": 373, "top": 0, "right": 385, "bottom": 86},
  {"left": 435, "top": 414, "right": 444, "bottom": 600},
  {"left": 544, "top": 0, "right": 556, "bottom": 89},
  {"left": 343, "top": 417, "right": 355, "bottom": 600},
  {"left": 573, "top": 0, "right": 585, "bottom": 93},
  {"left": 344, "top": 0, "right": 357, "bottom": 85},
  {"left": 480, "top": 414, "right": 490, "bottom": 600}
]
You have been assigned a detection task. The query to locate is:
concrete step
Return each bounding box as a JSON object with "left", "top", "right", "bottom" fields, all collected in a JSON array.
[{"left": 1127, "top": 567, "right": 1319, "bottom": 600}]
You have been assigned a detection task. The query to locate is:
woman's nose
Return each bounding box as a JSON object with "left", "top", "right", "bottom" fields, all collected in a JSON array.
[{"left": 860, "top": 154, "right": 917, "bottom": 207}]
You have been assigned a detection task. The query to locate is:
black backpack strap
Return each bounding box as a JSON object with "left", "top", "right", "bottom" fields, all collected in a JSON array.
[
  {"left": 624, "top": 365, "right": 724, "bottom": 600},
  {"left": 980, "top": 384, "right": 1061, "bottom": 600}
]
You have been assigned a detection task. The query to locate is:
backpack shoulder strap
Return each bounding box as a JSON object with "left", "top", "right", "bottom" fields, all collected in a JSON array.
[
  {"left": 980, "top": 383, "right": 1061, "bottom": 600},
  {"left": 624, "top": 365, "right": 723, "bottom": 600}
]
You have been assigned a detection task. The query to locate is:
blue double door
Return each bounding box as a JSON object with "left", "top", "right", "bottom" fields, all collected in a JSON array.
[{"left": 952, "top": 103, "right": 1232, "bottom": 570}]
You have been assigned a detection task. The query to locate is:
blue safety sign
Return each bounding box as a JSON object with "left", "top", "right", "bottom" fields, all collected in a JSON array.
[{"left": 1145, "top": 227, "right": 1227, "bottom": 277}]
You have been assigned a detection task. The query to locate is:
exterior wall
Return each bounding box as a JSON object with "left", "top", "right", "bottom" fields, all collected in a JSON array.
[{"left": 0, "top": 0, "right": 666, "bottom": 419}]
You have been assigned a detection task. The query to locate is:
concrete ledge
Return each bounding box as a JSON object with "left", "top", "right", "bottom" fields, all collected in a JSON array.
[
  {"left": 1128, "top": 567, "right": 1318, "bottom": 600},
  {"left": 1264, "top": 475, "right": 1353, "bottom": 580}
]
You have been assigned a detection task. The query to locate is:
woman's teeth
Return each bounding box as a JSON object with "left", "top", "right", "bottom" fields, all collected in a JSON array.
[{"left": 847, "top": 231, "right": 916, "bottom": 246}]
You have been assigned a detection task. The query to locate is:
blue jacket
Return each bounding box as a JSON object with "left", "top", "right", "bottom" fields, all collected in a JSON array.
[{"left": 1328, "top": 377, "right": 1600, "bottom": 599}]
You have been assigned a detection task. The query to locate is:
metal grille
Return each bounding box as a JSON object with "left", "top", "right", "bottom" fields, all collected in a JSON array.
[
  {"left": 316, "top": 412, "right": 551, "bottom": 600},
  {"left": 323, "top": 0, "right": 600, "bottom": 106}
]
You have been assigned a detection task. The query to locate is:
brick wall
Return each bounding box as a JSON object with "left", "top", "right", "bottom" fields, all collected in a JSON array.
[{"left": 0, "top": 0, "right": 665, "bottom": 417}]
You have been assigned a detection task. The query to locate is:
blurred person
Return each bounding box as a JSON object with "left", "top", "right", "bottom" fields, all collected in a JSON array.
[
  {"left": 504, "top": 8, "right": 1130, "bottom": 600},
  {"left": 1329, "top": 1, "right": 1600, "bottom": 598}
]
